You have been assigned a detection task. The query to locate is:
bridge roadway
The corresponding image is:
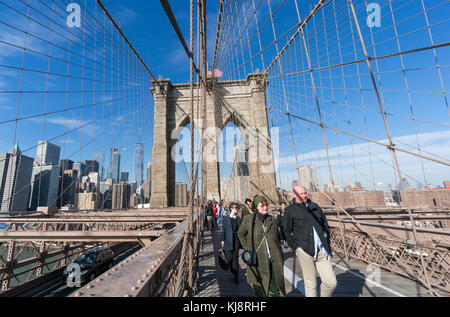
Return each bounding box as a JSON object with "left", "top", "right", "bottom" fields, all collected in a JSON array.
[{"left": 34, "top": 243, "right": 143, "bottom": 297}]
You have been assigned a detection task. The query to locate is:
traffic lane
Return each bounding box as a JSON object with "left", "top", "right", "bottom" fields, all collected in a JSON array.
[{"left": 38, "top": 243, "right": 143, "bottom": 297}]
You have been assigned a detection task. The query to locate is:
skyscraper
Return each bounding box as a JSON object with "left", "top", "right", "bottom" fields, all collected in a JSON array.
[
  {"left": 29, "top": 141, "right": 61, "bottom": 210},
  {"left": 93, "top": 152, "right": 104, "bottom": 181},
  {"left": 120, "top": 172, "right": 129, "bottom": 183},
  {"left": 110, "top": 148, "right": 120, "bottom": 183},
  {"left": 134, "top": 142, "right": 144, "bottom": 185},
  {"left": 73, "top": 162, "right": 85, "bottom": 178},
  {"left": 297, "top": 165, "right": 318, "bottom": 192},
  {"left": 60, "top": 159, "right": 74, "bottom": 173},
  {"left": 0, "top": 143, "right": 34, "bottom": 212},
  {"left": 36, "top": 141, "right": 60, "bottom": 165},
  {"left": 58, "top": 169, "right": 78, "bottom": 208},
  {"left": 112, "top": 183, "right": 131, "bottom": 210},
  {"left": 83, "top": 160, "right": 99, "bottom": 177}
]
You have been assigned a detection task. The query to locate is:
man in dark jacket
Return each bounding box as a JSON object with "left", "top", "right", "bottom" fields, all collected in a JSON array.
[
  {"left": 221, "top": 202, "right": 242, "bottom": 284},
  {"left": 283, "top": 186, "right": 337, "bottom": 297},
  {"left": 205, "top": 201, "right": 214, "bottom": 231}
]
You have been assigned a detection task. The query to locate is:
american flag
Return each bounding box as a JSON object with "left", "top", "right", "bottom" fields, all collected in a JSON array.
[{"left": 207, "top": 68, "right": 223, "bottom": 78}]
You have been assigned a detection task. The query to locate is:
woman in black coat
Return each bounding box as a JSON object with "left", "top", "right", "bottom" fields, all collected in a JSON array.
[{"left": 221, "top": 202, "right": 242, "bottom": 283}]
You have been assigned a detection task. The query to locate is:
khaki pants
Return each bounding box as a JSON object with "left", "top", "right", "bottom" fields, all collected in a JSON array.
[
  {"left": 296, "top": 247, "right": 337, "bottom": 297},
  {"left": 206, "top": 216, "right": 213, "bottom": 231}
]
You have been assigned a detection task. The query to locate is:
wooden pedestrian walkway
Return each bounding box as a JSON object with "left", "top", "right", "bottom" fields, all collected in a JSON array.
[{"left": 195, "top": 226, "right": 433, "bottom": 297}]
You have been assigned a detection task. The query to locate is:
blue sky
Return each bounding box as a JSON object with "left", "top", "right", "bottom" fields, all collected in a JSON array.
[{"left": 0, "top": 0, "right": 449, "bottom": 191}]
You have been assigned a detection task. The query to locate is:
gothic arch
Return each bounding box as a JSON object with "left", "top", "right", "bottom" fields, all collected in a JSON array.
[{"left": 150, "top": 73, "right": 278, "bottom": 207}]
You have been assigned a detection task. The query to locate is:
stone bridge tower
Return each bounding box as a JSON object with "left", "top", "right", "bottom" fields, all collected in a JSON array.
[{"left": 150, "top": 73, "right": 278, "bottom": 207}]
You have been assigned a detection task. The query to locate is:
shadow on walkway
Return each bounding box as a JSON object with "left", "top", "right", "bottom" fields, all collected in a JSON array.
[{"left": 195, "top": 228, "right": 253, "bottom": 297}]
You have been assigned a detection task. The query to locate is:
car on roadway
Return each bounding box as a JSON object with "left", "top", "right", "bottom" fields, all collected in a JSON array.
[{"left": 63, "top": 248, "right": 114, "bottom": 286}]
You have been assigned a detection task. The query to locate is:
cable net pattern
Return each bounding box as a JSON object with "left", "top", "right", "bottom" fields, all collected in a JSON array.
[{"left": 214, "top": 0, "right": 450, "bottom": 192}]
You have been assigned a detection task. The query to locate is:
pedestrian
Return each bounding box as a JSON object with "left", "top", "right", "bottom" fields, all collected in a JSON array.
[
  {"left": 283, "top": 186, "right": 337, "bottom": 297},
  {"left": 277, "top": 202, "right": 288, "bottom": 248},
  {"left": 212, "top": 202, "right": 218, "bottom": 229},
  {"left": 205, "top": 201, "right": 214, "bottom": 231},
  {"left": 217, "top": 204, "right": 223, "bottom": 227},
  {"left": 241, "top": 198, "right": 253, "bottom": 220},
  {"left": 219, "top": 202, "right": 230, "bottom": 227},
  {"left": 221, "top": 202, "right": 242, "bottom": 284},
  {"left": 237, "top": 195, "right": 286, "bottom": 297}
]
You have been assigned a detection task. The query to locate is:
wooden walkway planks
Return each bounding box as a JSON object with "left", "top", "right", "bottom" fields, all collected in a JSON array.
[{"left": 195, "top": 226, "right": 432, "bottom": 297}]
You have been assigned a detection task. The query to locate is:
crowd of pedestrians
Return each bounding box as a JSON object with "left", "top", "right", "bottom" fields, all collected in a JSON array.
[{"left": 203, "top": 185, "right": 337, "bottom": 298}]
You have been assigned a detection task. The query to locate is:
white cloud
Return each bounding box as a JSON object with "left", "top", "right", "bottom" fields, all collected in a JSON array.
[
  {"left": 29, "top": 116, "right": 101, "bottom": 139},
  {"left": 113, "top": 5, "right": 139, "bottom": 27}
]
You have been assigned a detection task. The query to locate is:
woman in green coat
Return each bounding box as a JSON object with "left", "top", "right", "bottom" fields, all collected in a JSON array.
[{"left": 237, "top": 195, "right": 286, "bottom": 297}]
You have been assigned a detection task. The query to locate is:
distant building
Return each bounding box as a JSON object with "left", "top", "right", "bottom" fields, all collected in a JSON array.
[
  {"left": 93, "top": 152, "right": 105, "bottom": 181},
  {"left": 76, "top": 192, "right": 101, "bottom": 210},
  {"left": 134, "top": 142, "right": 144, "bottom": 185},
  {"left": 175, "top": 182, "right": 188, "bottom": 207},
  {"left": 112, "top": 183, "right": 131, "bottom": 209},
  {"left": 36, "top": 141, "right": 60, "bottom": 165},
  {"left": 120, "top": 172, "right": 129, "bottom": 183},
  {"left": 110, "top": 148, "right": 120, "bottom": 183},
  {"left": 444, "top": 181, "right": 450, "bottom": 189},
  {"left": 130, "top": 193, "right": 140, "bottom": 209},
  {"left": 0, "top": 143, "right": 34, "bottom": 212},
  {"left": 354, "top": 182, "right": 364, "bottom": 191},
  {"left": 297, "top": 165, "right": 318, "bottom": 192},
  {"left": 88, "top": 172, "right": 100, "bottom": 191},
  {"left": 99, "top": 181, "right": 112, "bottom": 195},
  {"left": 129, "top": 181, "right": 137, "bottom": 195},
  {"left": 83, "top": 160, "right": 99, "bottom": 177},
  {"left": 29, "top": 165, "right": 60, "bottom": 210},
  {"left": 57, "top": 169, "right": 78, "bottom": 208},
  {"left": 73, "top": 162, "right": 85, "bottom": 179},
  {"left": 60, "top": 159, "right": 74, "bottom": 174},
  {"left": 29, "top": 141, "right": 61, "bottom": 210},
  {"left": 345, "top": 182, "right": 353, "bottom": 192}
]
